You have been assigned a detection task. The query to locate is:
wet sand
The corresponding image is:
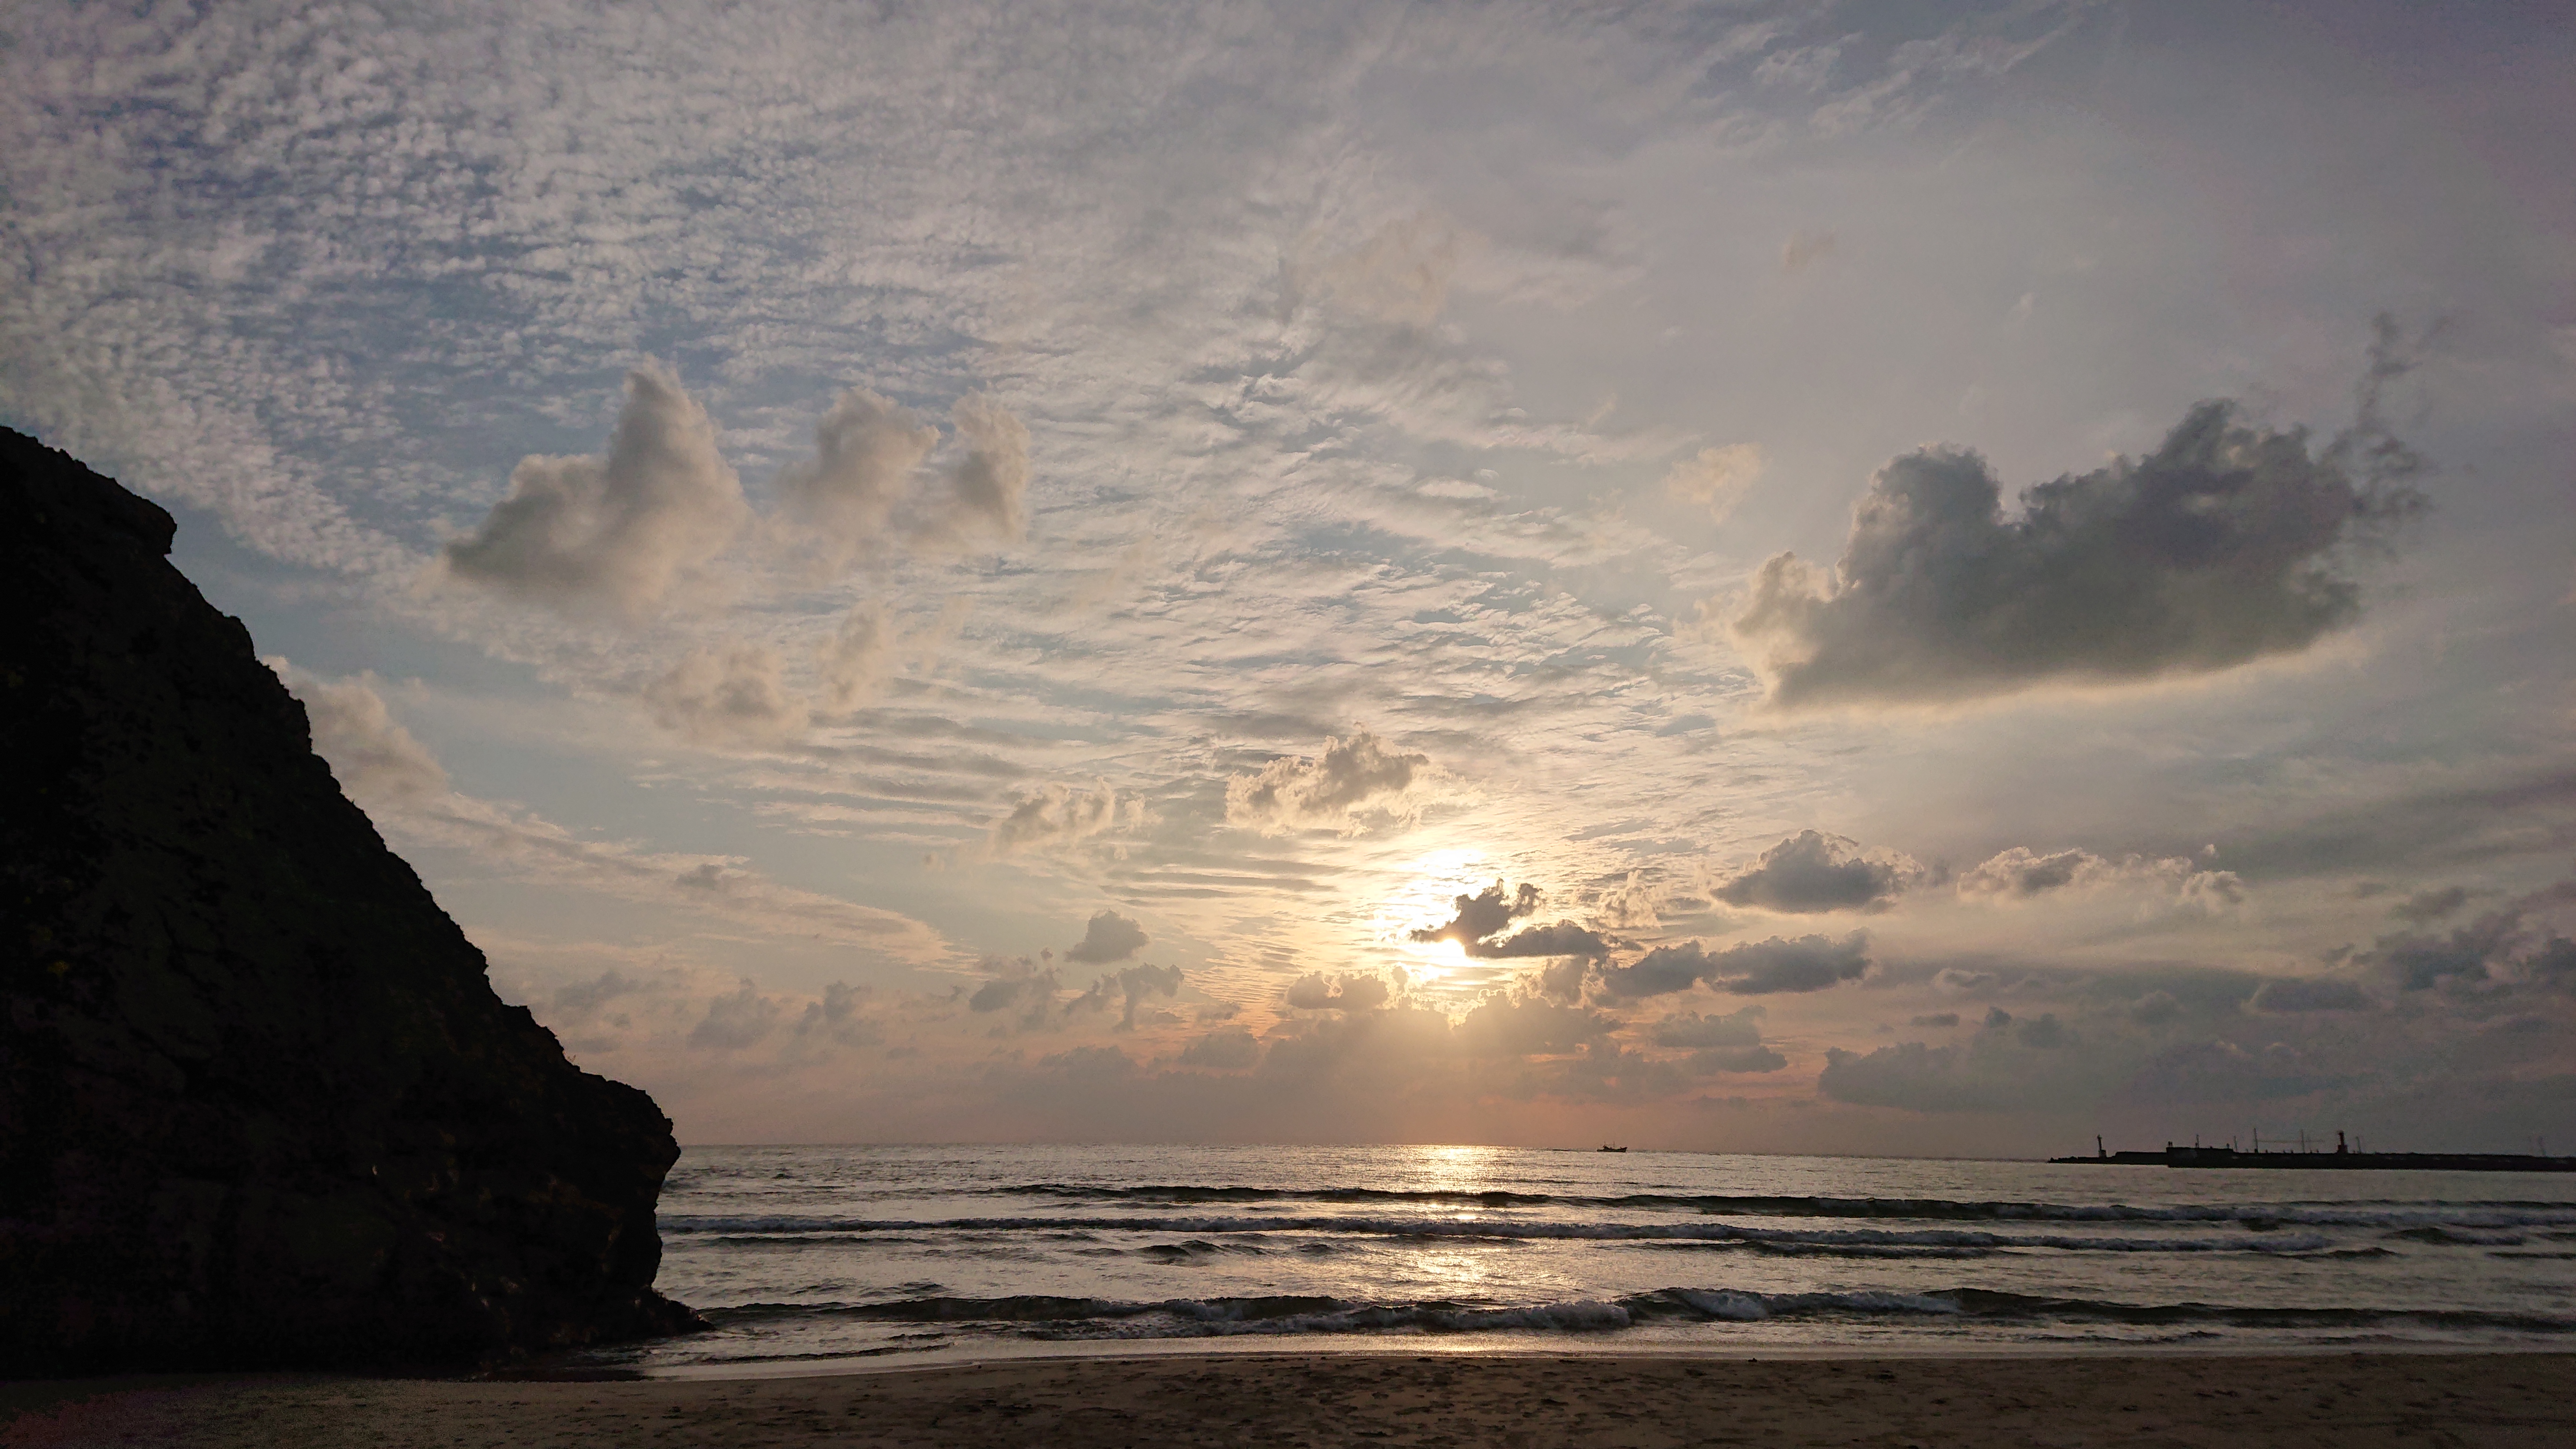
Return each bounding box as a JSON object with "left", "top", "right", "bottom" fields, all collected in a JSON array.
[{"left": 6, "top": 1350, "right": 2571, "bottom": 1447}]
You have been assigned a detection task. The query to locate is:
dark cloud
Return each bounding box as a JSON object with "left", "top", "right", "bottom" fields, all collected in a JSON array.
[
  {"left": 1689, "top": 1044, "right": 1787, "bottom": 1074},
  {"left": 1410, "top": 881, "right": 1611, "bottom": 960},
  {"left": 1064, "top": 908, "right": 1150, "bottom": 965},
  {"left": 968, "top": 957, "right": 1063, "bottom": 1029},
  {"left": 1284, "top": 972, "right": 1391, "bottom": 1012},
  {"left": 1073, "top": 962, "right": 1184, "bottom": 1030},
  {"left": 2247, "top": 977, "right": 2371, "bottom": 1012},
  {"left": 1649, "top": 1006, "right": 1766, "bottom": 1048},
  {"left": 2126, "top": 991, "right": 2181, "bottom": 1025},
  {"left": 2389, "top": 886, "right": 2472, "bottom": 924},
  {"left": 1728, "top": 384, "right": 2425, "bottom": 708},
  {"left": 1909, "top": 1011, "right": 1961, "bottom": 1028},
  {"left": 1590, "top": 932, "right": 1872, "bottom": 1000},
  {"left": 2357, "top": 889, "right": 2576, "bottom": 995},
  {"left": 1710, "top": 831, "right": 1917, "bottom": 913}
]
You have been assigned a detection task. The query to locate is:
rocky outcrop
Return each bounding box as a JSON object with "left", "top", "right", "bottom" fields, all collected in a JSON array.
[{"left": 0, "top": 429, "right": 698, "bottom": 1371}]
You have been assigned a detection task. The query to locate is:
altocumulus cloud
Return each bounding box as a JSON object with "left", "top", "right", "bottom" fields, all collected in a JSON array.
[
  {"left": 770, "top": 387, "right": 940, "bottom": 573},
  {"left": 271, "top": 663, "right": 446, "bottom": 807},
  {"left": 645, "top": 643, "right": 809, "bottom": 746},
  {"left": 437, "top": 364, "right": 748, "bottom": 621},
  {"left": 1064, "top": 909, "right": 1150, "bottom": 965},
  {"left": 1727, "top": 396, "right": 2424, "bottom": 708},
  {"left": 1409, "top": 881, "right": 1611, "bottom": 960}
]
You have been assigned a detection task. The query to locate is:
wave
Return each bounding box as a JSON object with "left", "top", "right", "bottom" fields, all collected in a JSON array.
[
  {"left": 878, "top": 1185, "right": 2576, "bottom": 1231},
  {"left": 661, "top": 1211, "right": 2368, "bottom": 1256},
  {"left": 699, "top": 1287, "right": 2576, "bottom": 1340}
]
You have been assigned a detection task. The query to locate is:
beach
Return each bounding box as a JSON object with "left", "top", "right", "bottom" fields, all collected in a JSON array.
[{"left": 7, "top": 1351, "right": 2572, "bottom": 1447}]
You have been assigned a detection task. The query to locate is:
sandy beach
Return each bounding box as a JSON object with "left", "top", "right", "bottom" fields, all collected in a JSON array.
[{"left": 6, "top": 1351, "right": 2571, "bottom": 1447}]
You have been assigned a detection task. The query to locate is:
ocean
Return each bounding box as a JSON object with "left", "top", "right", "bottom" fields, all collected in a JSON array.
[{"left": 580, "top": 1143, "right": 2576, "bottom": 1375}]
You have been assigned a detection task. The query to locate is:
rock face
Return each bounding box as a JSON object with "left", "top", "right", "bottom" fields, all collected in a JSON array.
[{"left": 0, "top": 429, "right": 697, "bottom": 1371}]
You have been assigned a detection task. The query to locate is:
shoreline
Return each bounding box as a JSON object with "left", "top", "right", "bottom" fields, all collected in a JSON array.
[{"left": 10, "top": 1348, "right": 2572, "bottom": 1447}]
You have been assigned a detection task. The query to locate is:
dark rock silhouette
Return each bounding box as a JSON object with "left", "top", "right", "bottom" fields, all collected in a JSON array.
[{"left": 0, "top": 428, "right": 698, "bottom": 1371}]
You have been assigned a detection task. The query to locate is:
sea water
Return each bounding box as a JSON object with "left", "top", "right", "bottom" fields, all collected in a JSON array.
[{"left": 580, "top": 1143, "right": 2576, "bottom": 1374}]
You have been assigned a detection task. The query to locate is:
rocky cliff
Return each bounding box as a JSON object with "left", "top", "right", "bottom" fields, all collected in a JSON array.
[{"left": 0, "top": 428, "right": 698, "bottom": 1371}]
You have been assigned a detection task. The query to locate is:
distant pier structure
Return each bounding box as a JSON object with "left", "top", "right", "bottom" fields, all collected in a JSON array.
[{"left": 2053, "top": 1131, "right": 2575, "bottom": 1172}]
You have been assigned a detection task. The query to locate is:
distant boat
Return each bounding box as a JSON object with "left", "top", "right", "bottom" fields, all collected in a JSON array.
[{"left": 1598, "top": 1144, "right": 1628, "bottom": 1153}]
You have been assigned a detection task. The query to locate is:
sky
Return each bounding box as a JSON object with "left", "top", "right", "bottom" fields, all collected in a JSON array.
[{"left": 6, "top": 0, "right": 2573, "bottom": 1154}]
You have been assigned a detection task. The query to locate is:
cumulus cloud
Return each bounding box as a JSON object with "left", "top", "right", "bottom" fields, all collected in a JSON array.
[
  {"left": 644, "top": 642, "right": 809, "bottom": 746},
  {"left": 772, "top": 386, "right": 940, "bottom": 571},
  {"left": 1726, "top": 396, "right": 2425, "bottom": 708},
  {"left": 437, "top": 364, "right": 749, "bottom": 621},
  {"left": 1225, "top": 730, "right": 1429, "bottom": 835},
  {"left": 2356, "top": 893, "right": 2576, "bottom": 995},
  {"left": 1711, "top": 831, "right": 1921, "bottom": 913},
  {"left": 1284, "top": 972, "right": 1391, "bottom": 1011},
  {"left": 2248, "top": 977, "right": 2372, "bottom": 1012},
  {"left": 1665, "top": 442, "right": 1764, "bottom": 523},
  {"left": 1455, "top": 996, "right": 1612, "bottom": 1057},
  {"left": 1958, "top": 846, "right": 2245, "bottom": 913},
  {"left": 816, "top": 600, "right": 898, "bottom": 713},
  {"left": 1065, "top": 908, "right": 1151, "bottom": 965},
  {"left": 1409, "top": 881, "right": 1611, "bottom": 960},
  {"left": 796, "top": 981, "right": 884, "bottom": 1046},
  {"left": 2388, "top": 886, "right": 2472, "bottom": 924},
  {"left": 1178, "top": 1027, "right": 1260, "bottom": 1069},
  {"left": 968, "top": 957, "right": 1065, "bottom": 1029},
  {"left": 1648, "top": 1005, "right": 1765, "bottom": 1048},
  {"left": 929, "top": 394, "right": 1031, "bottom": 545},
  {"left": 1592, "top": 870, "right": 1665, "bottom": 930},
  {"left": 276, "top": 664, "right": 447, "bottom": 807},
  {"left": 689, "top": 978, "right": 785, "bottom": 1050},
  {"left": 1690, "top": 1044, "right": 1787, "bottom": 1073},
  {"left": 985, "top": 780, "right": 1126, "bottom": 856},
  {"left": 1589, "top": 932, "right": 1872, "bottom": 1000},
  {"left": 1073, "top": 961, "right": 1184, "bottom": 1030}
]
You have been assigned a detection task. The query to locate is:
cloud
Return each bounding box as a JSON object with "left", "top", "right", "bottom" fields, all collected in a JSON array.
[
  {"left": 1178, "top": 1027, "right": 1260, "bottom": 1069},
  {"left": 1647, "top": 1005, "right": 1765, "bottom": 1048},
  {"left": 969, "top": 957, "right": 1065, "bottom": 1029},
  {"left": 1590, "top": 932, "right": 1872, "bottom": 1000},
  {"left": 2388, "top": 886, "right": 2472, "bottom": 924},
  {"left": 2356, "top": 893, "right": 2576, "bottom": 995},
  {"left": 817, "top": 601, "right": 898, "bottom": 713},
  {"left": 1710, "top": 831, "right": 1919, "bottom": 913},
  {"left": 1690, "top": 1044, "right": 1787, "bottom": 1073},
  {"left": 436, "top": 364, "right": 749, "bottom": 621},
  {"left": 772, "top": 387, "right": 939, "bottom": 572},
  {"left": 1284, "top": 972, "right": 1391, "bottom": 1012},
  {"left": 644, "top": 642, "right": 809, "bottom": 746},
  {"left": 928, "top": 395, "right": 1031, "bottom": 546},
  {"left": 985, "top": 780, "right": 1126, "bottom": 856},
  {"left": 796, "top": 981, "right": 884, "bottom": 1046},
  {"left": 1726, "top": 397, "right": 2425, "bottom": 708},
  {"left": 1072, "top": 961, "right": 1184, "bottom": 1030},
  {"left": 1455, "top": 996, "right": 1612, "bottom": 1057},
  {"left": 1957, "top": 846, "right": 2245, "bottom": 913},
  {"left": 1664, "top": 443, "right": 1764, "bottom": 523},
  {"left": 1781, "top": 230, "right": 1836, "bottom": 271},
  {"left": 275, "top": 664, "right": 447, "bottom": 806},
  {"left": 1592, "top": 870, "right": 1665, "bottom": 930},
  {"left": 1408, "top": 881, "right": 1611, "bottom": 960},
  {"left": 689, "top": 978, "right": 785, "bottom": 1050},
  {"left": 1909, "top": 1011, "right": 1961, "bottom": 1028},
  {"left": 2248, "top": 977, "right": 2372, "bottom": 1012},
  {"left": 1226, "top": 730, "right": 1429, "bottom": 835},
  {"left": 1064, "top": 908, "right": 1151, "bottom": 965}
]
